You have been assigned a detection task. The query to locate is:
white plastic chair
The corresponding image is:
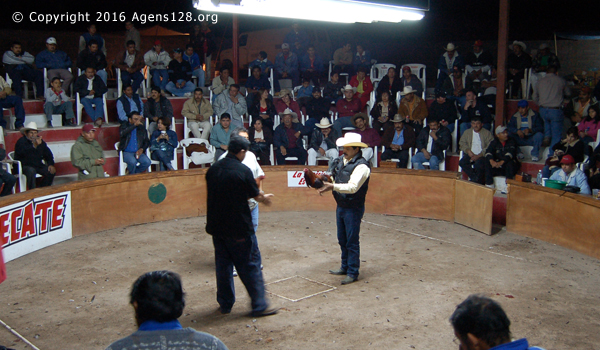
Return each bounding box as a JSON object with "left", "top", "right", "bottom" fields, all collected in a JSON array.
[
  {"left": 370, "top": 63, "right": 396, "bottom": 83},
  {"left": 181, "top": 138, "right": 214, "bottom": 169},
  {"left": 328, "top": 60, "right": 349, "bottom": 85},
  {"left": 451, "top": 119, "right": 459, "bottom": 153},
  {"left": 401, "top": 64, "right": 426, "bottom": 99},
  {"left": 116, "top": 68, "right": 147, "bottom": 98},
  {"left": 114, "top": 142, "right": 127, "bottom": 176},
  {"left": 76, "top": 93, "right": 108, "bottom": 125},
  {"left": 183, "top": 116, "right": 214, "bottom": 139},
  {"left": 5, "top": 74, "right": 36, "bottom": 99}
]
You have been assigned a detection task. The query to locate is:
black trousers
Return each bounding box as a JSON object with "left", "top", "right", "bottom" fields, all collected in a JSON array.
[
  {"left": 381, "top": 148, "right": 410, "bottom": 168},
  {"left": 23, "top": 166, "right": 55, "bottom": 189},
  {"left": 459, "top": 155, "right": 486, "bottom": 183},
  {"left": 484, "top": 159, "right": 517, "bottom": 185},
  {"left": 0, "top": 171, "right": 17, "bottom": 196}
]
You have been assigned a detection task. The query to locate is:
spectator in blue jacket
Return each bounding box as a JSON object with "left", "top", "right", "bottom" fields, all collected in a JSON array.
[
  {"left": 508, "top": 100, "right": 545, "bottom": 162},
  {"left": 353, "top": 44, "right": 372, "bottom": 72},
  {"left": 436, "top": 42, "right": 464, "bottom": 91},
  {"left": 549, "top": 154, "right": 591, "bottom": 195},
  {"left": 183, "top": 44, "right": 205, "bottom": 88},
  {"left": 36, "top": 37, "right": 73, "bottom": 97},
  {"left": 166, "top": 48, "right": 195, "bottom": 97},
  {"left": 295, "top": 77, "right": 314, "bottom": 111},
  {"left": 274, "top": 43, "right": 299, "bottom": 92},
  {"left": 283, "top": 22, "right": 309, "bottom": 55},
  {"left": 150, "top": 116, "right": 178, "bottom": 171},
  {"left": 299, "top": 46, "right": 324, "bottom": 86},
  {"left": 249, "top": 51, "right": 274, "bottom": 76}
]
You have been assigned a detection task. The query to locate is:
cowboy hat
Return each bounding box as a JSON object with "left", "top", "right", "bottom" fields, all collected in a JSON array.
[
  {"left": 21, "top": 121, "right": 39, "bottom": 134},
  {"left": 510, "top": 41, "right": 526, "bottom": 50},
  {"left": 340, "top": 84, "right": 357, "bottom": 94},
  {"left": 336, "top": 132, "right": 368, "bottom": 148},
  {"left": 279, "top": 108, "right": 298, "bottom": 119},
  {"left": 400, "top": 86, "right": 417, "bottom": 96},
  {"left": 315, "top": 117, "right": 333, "bottom": 128},
  {"left": 444, "top": 43, "right": 457, "bottom": 51},
  {"left": 390, "top": 114, "right": 404, "bottom": 123},
  {"left": 351, "top": 113, "right": 368, "bottom": 127}
]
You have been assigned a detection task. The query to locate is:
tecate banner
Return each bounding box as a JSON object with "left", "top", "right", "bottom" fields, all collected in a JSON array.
[{"left": 0, "top": 191, "right": 72, "bottom": 262}]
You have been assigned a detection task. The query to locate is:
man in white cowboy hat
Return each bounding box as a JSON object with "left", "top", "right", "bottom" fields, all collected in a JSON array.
[
  {"left": 436, "top": 42, "right": 464, "bottom": 90},
  {"left": 333, "top": 84, "right": 361, "bottom": 136},
  {"left": 351, "top": 113, "right": 381, "bottom": 161},
  {"left": 398, "top": 85, "right": 428, "bottom": 136},
  {"left": 507, "top": 40, "right": 532, "bottom": 99},
  {"left": 381, "top": 114, "right": 416, "bottom": 168},
  {"left": 14, "top": 122, "right": 56, "bottom": 189},
  {"left": 307, "top": 118, "right": 339, "bottom": 166},
  {"left": 273, "top": 108, "right": 306, "bottom": 165},
  {"left": 317, "top": 132, "right": 371, "bottom": 285}
]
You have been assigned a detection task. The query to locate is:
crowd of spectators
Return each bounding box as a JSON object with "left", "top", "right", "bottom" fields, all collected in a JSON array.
[{"left": 1, "top": 22, "right": 599, "bottom": 197}]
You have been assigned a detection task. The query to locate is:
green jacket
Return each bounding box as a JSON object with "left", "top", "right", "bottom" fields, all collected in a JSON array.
[{"left": 70, "top": 136, "right": 105, "bottom": 180}]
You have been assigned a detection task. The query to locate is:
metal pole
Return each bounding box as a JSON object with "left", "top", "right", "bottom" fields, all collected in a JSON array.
[
  {"left": 232, "top": 14, "right": 239, "bottom": 83},
  {"left": 495, "top": 0, "right": 510, "bottom": 126}
]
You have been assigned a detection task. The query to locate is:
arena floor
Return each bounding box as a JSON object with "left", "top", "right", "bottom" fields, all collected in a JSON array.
[{"left": 1, "top": 212, "right": 599, "bottom": 349}]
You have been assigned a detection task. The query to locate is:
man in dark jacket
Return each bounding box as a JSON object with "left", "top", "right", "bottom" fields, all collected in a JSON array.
[
  {"left": 76, "top": 39, "right": 107, "bottom": 84},
  {"left": 459, "top": 90, "right": 493, "bottom": 136},
  {"left": 166, "top": 48, "right": 195, "bottom": 97},
  {"left": 381, "top": 115, "right": 416, "bottom": 168},
  {"left": 506, "top": 41, "right": 532, "bottom": 99},
  {"left": 304, "top": 87, "right": 332, "bottom": 134},
  {"left": 14, "top": 122, "right": 55, "bottom": 189},
  {"left": 412, "top": 118, "right": 451, "bottom": 170},
  {"left": 508, "top": 100, "right": 545, "bottom": 161},
  {"left": 307, "top": 118, "right": 339, "bottom": 166},
  {"left": 118, "top": 111, "right": 150, "bottom": 174},
  {"left": 74, "top": 67, "right": 108, "bottom": 127},
  {"left": 484, "top": 126, "right": 519, "bottom": 189},
  {"left": 274, "top": 110, "right": 306, "bottom": 165},
  {"left": 114, "top": 40, "right": 145, "bottom": 94},
  {"left": 144, "top": 86, "right": 174, "bottom": 135},
  {"left": 429, "top": 90, "right": 458, "bottom": 133}
]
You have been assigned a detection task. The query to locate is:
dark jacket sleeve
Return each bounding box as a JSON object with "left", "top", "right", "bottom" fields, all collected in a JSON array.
[
  {"left": 568, "top": 140, "right": 586, "bottom": 163},
  {"left": 263, "top": 127, "right": 274, "bottom": 145},
  {"left": 273, "top": 126, "right": 285, "bottom": 148},
  {"left": 74, "top": 76, "right": 88, "bottom": 97},
  {"left": 402, "top": 126, "right": 416, "bottom": 149},
  {"left": 309, "top": 129, "right": 322, "bottom": 151},
  {"left": 416, "top": 127, "right": 428, "bottom": 150},
  {"left": 120, "top": 123, "right": 137, "bottom": 138},
  {"left": 94, "top": 77, "right": 108, "bottom": 97},
  {"left": 433, "top": 127, "right": 452, "bottom": 158}
]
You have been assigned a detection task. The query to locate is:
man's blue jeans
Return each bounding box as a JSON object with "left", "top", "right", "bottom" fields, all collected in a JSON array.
[
  {"left": 0, "top": 95, "right": 26, "bottom": 128},
  {"left": 192, "top": 68, "right": 205, "bottom": 88},
  {"left": 150, "top": 69, "right": 169, "bottom": 91},
  {"left": 514, "top": 132, "right": 544, "bottom": 157},
  {"left": 412, "top": 152, "right": 441, "bottom": 170},
  {"left": 336, "top": 206, "right": 364, "bottom": 279},
  {"left": 540, "top": 107, "right": 564, "bottom": 152},
  {"left": 80, "top": 97, "right": 104, "bottom": 121},
  {"left": 122, "top": 151, "right": 151, "bottom": 174},
  {"left": 151, "top": 149, "right": 174, "bottom": 171},
  {"left": 165, "top": 81, "right": 196, "bottom": 97},
  {"left": 212, "top": 234, "right": 267, "bottom": 313},
  {"left": 121, "top": 70, "right": 144, "bottom": 93}
]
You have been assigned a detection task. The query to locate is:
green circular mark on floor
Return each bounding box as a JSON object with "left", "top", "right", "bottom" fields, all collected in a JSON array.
[{"left": 148, "top": 183, "right": 167, "bottom": 204}]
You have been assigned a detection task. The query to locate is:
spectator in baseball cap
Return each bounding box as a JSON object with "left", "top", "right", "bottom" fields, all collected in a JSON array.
[{"left": 548, "top": 154, "right": 591, "bottom": 194}]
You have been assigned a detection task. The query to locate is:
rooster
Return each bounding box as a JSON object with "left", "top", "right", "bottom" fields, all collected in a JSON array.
[{"left": 304, "top": 168, "right": 332, "bottom": 189}]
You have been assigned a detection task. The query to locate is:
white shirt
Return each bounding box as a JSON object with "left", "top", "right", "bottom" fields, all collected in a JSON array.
[
  {"left": 85, "top": 78, "right": 94, "bottom": 99},
  {"left": 426, "top": 135, "right": 433, "bottom": 153},
  {"left": 471, "top": 130, "right": 482, "bottom": 155},
  {"left": 254, "top": 130, "right": 264, "bottom": 140}
]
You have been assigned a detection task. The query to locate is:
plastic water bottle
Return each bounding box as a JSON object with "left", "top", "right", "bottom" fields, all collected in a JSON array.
[{"left": 536, "top": 170, "right": 542, "bottom": 185}]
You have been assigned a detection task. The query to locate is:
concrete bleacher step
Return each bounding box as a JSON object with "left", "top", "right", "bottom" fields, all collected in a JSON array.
[{"left": 7, "top": 113, "right": 63, "bottom": 129}]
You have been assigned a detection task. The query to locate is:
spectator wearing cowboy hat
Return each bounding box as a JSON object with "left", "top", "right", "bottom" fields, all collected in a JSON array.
[
  {"left": 317, "top": 132, "right": 371, "bottom": 285},
  {"left": 70, "top": 124, "right": 107, "bottom": 180},
  {"left": 532, "top": 43, "right": 560, "bottom": 73},
  {"left": 14, "top": 122, "right": 56, "bottom": 189},
  {"left": 436, "top": 42, "right": 464, "bottom": 90},
  {"left": 307, "top": 118, "right": 339, "bottom": 166},
  {"left": 412, "top": 118, "right": 451, "bottom": 170},
  {"left": 483, "top": 126, "right": 519, "bottom": 189},
  {"left": 549, "top": 154, "right": 591, "bottom": 195},
  {"left": 333, "top": 85, "right": 362, "bottom": 136},
  {"left": 381, "top": 114, "right": 416, "bottom": 168},
  {"left": 351, "top": 113, "right": 380, "bottom": 162},
  {"left": 273, "top": 108, "right": 306, "bottom": 165},
  {"left": 506, "top": 41, "right": 532, "bottom": 99},
  {"left": 144, "top": 40, "right": 171, "bottom": 94},
  {"left": 274, "top": 89, "right": 301, "bottom": 121},
  {"left": 398, "top": 86, "right": 428, "bottom": 136},
  {"left": 464, "top": 40, "right": 494, "bottom": 82},
  {"left": 400, "top": 66, "right": 423, "bottom": 98}
]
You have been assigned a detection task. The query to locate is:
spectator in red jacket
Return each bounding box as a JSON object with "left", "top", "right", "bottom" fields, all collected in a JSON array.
[
  {"left": 334, "top": 85, "right": 362, "bottom": 136},
  {"left": 349, "top": 66, "right": 373, "bottom": 109}
]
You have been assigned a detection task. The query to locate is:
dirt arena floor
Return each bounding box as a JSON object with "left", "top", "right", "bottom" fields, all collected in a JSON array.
[{"left": 1, "top": 211, "right": 599, "bottom": 350}]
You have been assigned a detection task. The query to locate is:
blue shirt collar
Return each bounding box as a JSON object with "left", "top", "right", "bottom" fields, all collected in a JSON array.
[{"left": 138, "top": 319, "right": 183, "bottom": 332}]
